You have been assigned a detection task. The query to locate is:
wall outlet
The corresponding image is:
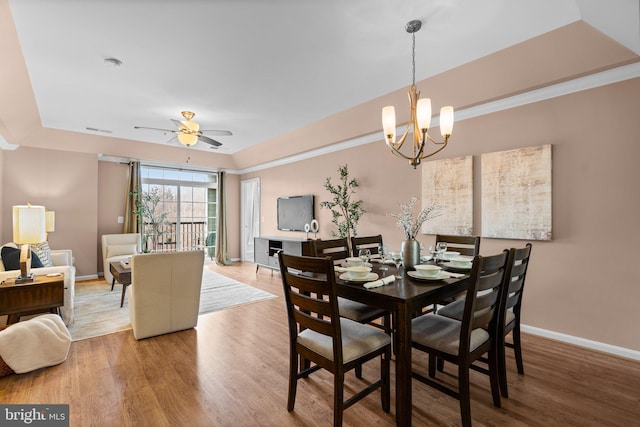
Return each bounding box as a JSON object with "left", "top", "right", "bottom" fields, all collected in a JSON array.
[{"left": 117, "top": 216, "right": 124, "bottom": 224}]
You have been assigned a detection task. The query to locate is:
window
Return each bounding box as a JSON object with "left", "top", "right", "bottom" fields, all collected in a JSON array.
[{"left": 140, "top": 166, "right": 217, "bottom": 257}]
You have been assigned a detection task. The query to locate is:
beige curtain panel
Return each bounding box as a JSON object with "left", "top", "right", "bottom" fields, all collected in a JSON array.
[
  {"left": 123, "top": 161, "right": 141, "bottom": 234},
  {"left": 215, "top": 171, "right": 232, "bottom": 265}
]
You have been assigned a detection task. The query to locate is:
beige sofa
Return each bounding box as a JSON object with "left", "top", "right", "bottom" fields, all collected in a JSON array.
[
  {"left": 0, "top": 243, "right": 76, "bottom": 325},
  {"left": 101, "top": 233, "right": 141, "bottom": 285},
  {"left": 128, "top": 250, "right": 204, "bottom": 340}
]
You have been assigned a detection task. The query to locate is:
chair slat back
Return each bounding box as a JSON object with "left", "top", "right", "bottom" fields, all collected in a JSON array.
[
  {"left": 435, "top": 234, "right": 481, "bottom": 257},
  {"left": 500, "top": 243, "right": 532, "bottom": 329},
  {"left": 310, "top": 238, "right": 350, "bottom": 262},
  {"left": 460, "top": 250, "right": 510, "bottom": 351},
  {"left": 350, "top": 235, "right": 383, "bottom": 258},
  {"left": 278, "top": 252, "right": 342, "bottom": 345}
]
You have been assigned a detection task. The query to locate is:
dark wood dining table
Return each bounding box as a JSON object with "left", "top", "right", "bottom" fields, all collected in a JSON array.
[{"left": 336, "top": 262, "right": 469, "bottom": 427}]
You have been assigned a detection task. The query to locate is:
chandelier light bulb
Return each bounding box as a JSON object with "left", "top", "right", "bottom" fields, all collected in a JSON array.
[
  {"left": 382, "top": 106, "right": 396, "bottom": 144},
  {"left": 439, "top": 106, "right": 454, "bottom": 137},
  {"left": 416, "top": 98, "right": 432, "bottom": 131}
]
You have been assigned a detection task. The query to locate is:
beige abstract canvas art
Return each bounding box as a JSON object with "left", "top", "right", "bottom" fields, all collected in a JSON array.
[
  {"left": 421, "top": 156, "right": 473, "bottom": 236},
  {"left": 481, "top": 144, "right": 552, "bottom": 240}
]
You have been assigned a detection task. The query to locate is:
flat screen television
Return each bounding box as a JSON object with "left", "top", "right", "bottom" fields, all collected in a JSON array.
[{"left": 277, "top": 195, "right": 314, "bottom": 232}]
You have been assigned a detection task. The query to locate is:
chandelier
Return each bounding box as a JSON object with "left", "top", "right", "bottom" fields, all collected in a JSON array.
[{"left": 382, "top": 20, "right": 454, "bottom": 169}]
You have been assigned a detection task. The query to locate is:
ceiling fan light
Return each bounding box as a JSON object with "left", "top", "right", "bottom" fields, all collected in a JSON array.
[
  {"left": 178, "top": 133, "right": 198, "bottom": 146},
  {"left": 182, "top": 120, "right": 199, "bottom": 132}
]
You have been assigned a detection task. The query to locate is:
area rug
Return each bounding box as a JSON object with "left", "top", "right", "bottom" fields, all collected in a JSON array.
[{"left": 67, "top": 269, "right": 276, "bottom": 341}]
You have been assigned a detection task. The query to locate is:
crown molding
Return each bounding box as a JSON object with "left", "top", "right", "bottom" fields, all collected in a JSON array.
[
  {"left": 0, "top": 134, "right": 19, "bottom": 150},
  {"left": 237, "top": 62, "right": 640, "bottom": 174}
]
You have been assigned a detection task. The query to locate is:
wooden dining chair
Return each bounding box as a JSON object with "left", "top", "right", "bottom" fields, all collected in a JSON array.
[
  {"left": 310, "top": 238, "right": 391, "bottom": 368},
  {"left": 437, "top": 244, "right": 531, "bottom": 398},
  {"left": 311, "top": 238, "right": 351, "bottom": 262},
  {"left": 435, "top": 234, "right": 481, "bottom": 257},
  {"left": 411, "top": 250, "right": 510, "bottom": 427},
  {"left": 350, "top": 235, "right": 383, "bottom": 259},
  {"left": 429, "top": 234, "right": 482, "bottom": 314},
  {"left": 278, "top": 252, "right": 391, "bottom": 426}
]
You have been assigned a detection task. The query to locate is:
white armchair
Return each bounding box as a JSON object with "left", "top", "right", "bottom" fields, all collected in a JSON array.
[
  {"left": 128, "top": 250, "right": 204, "bottom": 340},
  {"left": 101, "top": 233, "right": 141, "bottom": 285}
]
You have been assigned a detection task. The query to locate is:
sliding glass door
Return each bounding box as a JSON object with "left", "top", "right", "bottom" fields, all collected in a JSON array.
[{"left": 140, "top": 166, "right": 217, "bottom": 256}]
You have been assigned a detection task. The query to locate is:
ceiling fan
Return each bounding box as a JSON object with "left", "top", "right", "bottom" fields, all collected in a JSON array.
[{"left": 134, "top": 111, "right": 232, "bottom": 148}]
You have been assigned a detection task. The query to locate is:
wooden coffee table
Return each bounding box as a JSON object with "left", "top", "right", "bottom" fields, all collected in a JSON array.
[
  {"left": 110, "top": 262, "right": 131, "bottom": 307},
  {"left": 0, "top": 274, "right": 65, "bottom": 324}
]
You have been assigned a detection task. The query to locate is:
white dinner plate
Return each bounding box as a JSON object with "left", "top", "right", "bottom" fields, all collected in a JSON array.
[
  {"left": 442, "top": 261, "right": 472, "bottom": 270},
  {"left": 407, "top": 271, "right": 450, "bottom": 281},
  {"left": 339, "top": 272, "right": 379, "bottom": 283}
]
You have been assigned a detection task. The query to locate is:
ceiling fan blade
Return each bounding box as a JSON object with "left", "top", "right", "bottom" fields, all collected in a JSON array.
[
  {"left": 134, "top": 126, "right": 176, "bottom": 133},
  {"left": 200, "top": 129, "right": 233, "bottom": 136},
  {"left": 199, "top": 134, "right": 222, "bottom": 146},
  {"left": 170, "top": 118, "right": 188, "bottom": 131}
]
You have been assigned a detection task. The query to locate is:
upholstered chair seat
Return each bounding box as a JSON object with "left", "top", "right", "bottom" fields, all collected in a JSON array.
[{"left": 297, "top": 317, "right": 391, "bottom": 364}]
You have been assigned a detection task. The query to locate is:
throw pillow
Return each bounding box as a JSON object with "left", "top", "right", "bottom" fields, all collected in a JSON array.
[
  {"left": 1, "top": 246, "right": 44, "bottom": 271},
  {"left": 30, "top": 241, "right": 53, "bottom": 267}
]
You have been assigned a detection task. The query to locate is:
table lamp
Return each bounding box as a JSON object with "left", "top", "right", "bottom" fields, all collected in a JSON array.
[{"left": 12, "top": 204, "right": 46, "bottom": 283}]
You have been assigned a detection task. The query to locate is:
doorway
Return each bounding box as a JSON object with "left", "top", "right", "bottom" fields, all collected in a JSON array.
[{"left": 241, "top": 178, "right": 260, "bottom": 262}]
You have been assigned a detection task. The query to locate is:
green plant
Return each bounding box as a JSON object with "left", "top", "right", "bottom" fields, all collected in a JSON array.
[
  {"left": 130, "top": 187, "right": 170, "bottom": 252},
  {"left": 319, "top": 164, "right": 365, "bottom": 242}
]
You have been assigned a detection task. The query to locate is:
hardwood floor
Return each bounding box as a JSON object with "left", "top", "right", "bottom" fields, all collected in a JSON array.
[{"left": 1, "top": 261, "right": 639, "bottom": 426}]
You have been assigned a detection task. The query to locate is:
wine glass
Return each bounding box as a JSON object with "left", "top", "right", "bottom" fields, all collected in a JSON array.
[
  {"left": 429, "top": 245, "right": 438, "bottom": 263},
  {"left": 358, "top": 248, "right": 371, "bottom": 265},
  {"left": 378, "top": 244, "right": 389, "bottom": 271},
  {"left": 436, "top": 242, "right": 447, "bottom": 262},
  {"left": 391, "top": 251, "right": 403, "bottom": 279}
]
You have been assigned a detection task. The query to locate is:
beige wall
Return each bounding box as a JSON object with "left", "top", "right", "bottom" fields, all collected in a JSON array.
[
  {"left": 97, "top": 161, "right": 129, "bottom": 273},
  {"left": 242, "top": 78, "right": 640, "bottom": 352},
  {"left": 224, "top": 173, "right": 241, "bottom": 260},
  {"left": 1, "top": 146, "right": 98, "bottom": 276}
]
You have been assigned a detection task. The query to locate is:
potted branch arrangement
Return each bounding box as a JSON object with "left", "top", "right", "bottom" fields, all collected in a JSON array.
[
  {"left": 390, "top": 197, "right": 442, "bottom": 269},
  {"left": 130, "top": 187, "right": 170, "bottom": 253},
  {"left": 319, "top": 164, "right": 365, "bottom": 254}
]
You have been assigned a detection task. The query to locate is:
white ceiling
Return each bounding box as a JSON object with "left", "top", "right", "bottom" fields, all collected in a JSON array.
[{"left": 8, "top": 0, "right": 640, "bottom": 154}]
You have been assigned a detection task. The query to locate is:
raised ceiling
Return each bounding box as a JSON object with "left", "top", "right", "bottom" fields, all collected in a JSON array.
[{"left": 7, "top": 0, "right": 640, "bottom": 154}]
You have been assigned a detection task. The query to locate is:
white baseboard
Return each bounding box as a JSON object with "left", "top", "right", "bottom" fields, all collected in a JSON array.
[
  {"left": 522, "top": 324, "right": 640, "bottom": 361},
  {"left": 77, "top": 274, "right": 100, "bottom": 281}
]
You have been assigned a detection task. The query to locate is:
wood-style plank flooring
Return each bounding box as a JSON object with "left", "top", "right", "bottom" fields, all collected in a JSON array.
[{"left": 1, "top": 261, "right": 639, "bottom": 426}]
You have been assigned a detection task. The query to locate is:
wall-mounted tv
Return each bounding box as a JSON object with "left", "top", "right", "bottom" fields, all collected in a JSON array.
[{"left": 277, "top": 195, "right": 314, "bottom": 232}]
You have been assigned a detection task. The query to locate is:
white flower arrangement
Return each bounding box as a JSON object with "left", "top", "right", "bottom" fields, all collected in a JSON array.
[{"left": 390, "top": 197, "right": 442, "bottom": 240}]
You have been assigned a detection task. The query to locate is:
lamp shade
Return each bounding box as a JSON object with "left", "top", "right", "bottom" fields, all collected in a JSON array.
[
  {"left": 13, "top": 205, "right": 46, "bottom": 244},
  {"left": 46, "top": 211, "right": 55, "bottom": 233}
]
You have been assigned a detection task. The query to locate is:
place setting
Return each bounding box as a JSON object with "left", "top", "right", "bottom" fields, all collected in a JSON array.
[
  {"left": 440, "top": 255, "right": 474, "bottom": 272},
  {"left": 335, "top": 255, "right": 396, "bottom": 289},
  {"left": 407, "top": 263, "right": 467, "bottom": 282}
]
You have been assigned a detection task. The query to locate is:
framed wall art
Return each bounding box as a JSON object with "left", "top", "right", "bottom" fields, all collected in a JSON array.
[
  {"left": 421, "top": 155, "right": 473, "bottom": 236},
  {"left": 481, "top": 144, "right": 552, "bottom": 240}
]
